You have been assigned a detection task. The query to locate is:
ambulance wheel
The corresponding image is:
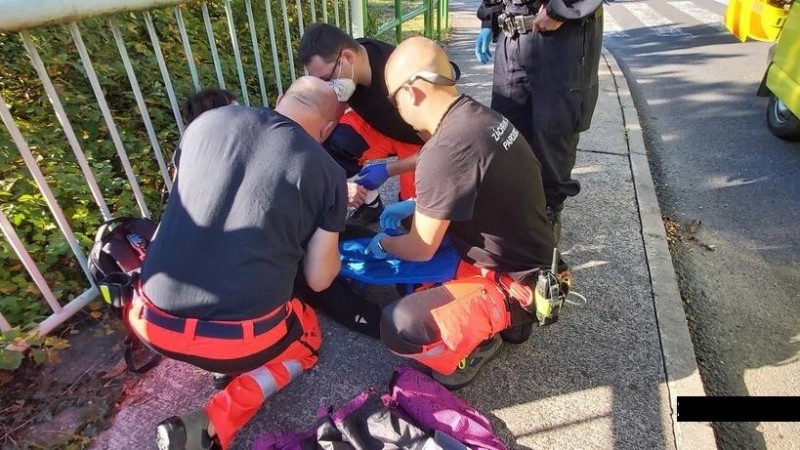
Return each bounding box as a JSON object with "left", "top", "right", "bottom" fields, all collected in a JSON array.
[{"left": 767, "top": 95, "right": 800, "bottom": 141}]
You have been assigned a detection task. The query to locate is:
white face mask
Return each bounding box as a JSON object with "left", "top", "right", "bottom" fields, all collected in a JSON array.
[{"left": 329, "top": 59, "right": 356, "bottom": 102}]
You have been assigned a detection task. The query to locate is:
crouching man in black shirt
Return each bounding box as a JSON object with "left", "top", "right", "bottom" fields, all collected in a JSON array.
[
  {"left": 131, "top": 77, "right": 345, "bottom": 449},
  {"left": 367, "top": 37, "right": 560, "bottom": 389}
]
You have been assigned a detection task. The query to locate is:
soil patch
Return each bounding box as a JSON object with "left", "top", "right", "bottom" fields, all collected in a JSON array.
[{"left": 0, "top": 314, "right": 145, "bottom": 449}]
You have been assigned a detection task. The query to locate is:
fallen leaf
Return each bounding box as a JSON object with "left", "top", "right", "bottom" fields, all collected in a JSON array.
[{"left": 102, "top": 359, "right": 127, "bottom": 380}]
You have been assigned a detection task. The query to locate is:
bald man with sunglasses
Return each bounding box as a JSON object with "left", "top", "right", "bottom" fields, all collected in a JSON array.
[{"left": 365, "top": 37, "right": 563, "bottom": 389}]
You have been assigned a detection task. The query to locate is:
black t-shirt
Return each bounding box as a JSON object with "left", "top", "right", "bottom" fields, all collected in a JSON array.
[
  {"left": 349, "top": 38, "right": 424, "bottom": 146},
  {"left": 415, "top": 95, "right": 555, "bottom": 279},
  {"left": 142, "top": 105, "right": 347, "bottom": 321}
]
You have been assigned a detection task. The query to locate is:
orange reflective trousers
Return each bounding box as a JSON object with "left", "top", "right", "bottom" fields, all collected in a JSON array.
[
  {"left": 128, "top": 295, "right": 321, "bottom": 449},
  {"left": 381, "top": 261, "right": 523, "bottom": 375}
]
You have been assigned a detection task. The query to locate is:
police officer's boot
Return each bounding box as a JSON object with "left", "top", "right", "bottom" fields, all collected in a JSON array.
[{"left": 546, "top": 204, "right": 563, "bottom": 245}]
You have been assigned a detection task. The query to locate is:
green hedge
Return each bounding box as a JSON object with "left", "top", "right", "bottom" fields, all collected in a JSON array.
[{"left": 0, "top": 0, "right": 362, "bottom": 328}]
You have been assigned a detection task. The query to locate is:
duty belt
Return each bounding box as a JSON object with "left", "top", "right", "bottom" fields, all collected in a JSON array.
[{"left": 498, "top": 13, "right": 536, "bottom": 36}]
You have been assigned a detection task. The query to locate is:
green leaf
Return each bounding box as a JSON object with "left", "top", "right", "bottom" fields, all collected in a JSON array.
[
  {"left": 45, "top": 336, "right": 70, "bottom": 350},
  {"left": 2, "top": 328, "right": 20, "bottom": 341},
  {"left": 17, "top": 194, "right": 37, "bottom": 203},
  {"left": 0, "top": 348, "right": 24, "bottom": 371},
  {"left": 31, "top": 348, "right": 47, "bottom": 364}
]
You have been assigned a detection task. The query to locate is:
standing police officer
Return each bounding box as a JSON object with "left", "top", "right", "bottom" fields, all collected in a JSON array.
[{"left": 476, "top": 0, "right": 603, "bottom": 241}]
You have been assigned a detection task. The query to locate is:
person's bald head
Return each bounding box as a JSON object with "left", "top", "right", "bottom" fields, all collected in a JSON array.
[
  {"left": 276, "top": 76, "right": 341, "bottom": 142},
  {"left": 280, "top": 76, "right": 339, "bottom": 122},
  {"left": 385, "top": 37, "right": 453, "bottom": 94},
  {"left": 385, "top": 37, "right": 458, "bottom": 135}
]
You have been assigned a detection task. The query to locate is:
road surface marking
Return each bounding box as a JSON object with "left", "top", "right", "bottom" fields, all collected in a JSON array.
[{"left": 626, "top": 3, "right": 694, "bottom": 36}]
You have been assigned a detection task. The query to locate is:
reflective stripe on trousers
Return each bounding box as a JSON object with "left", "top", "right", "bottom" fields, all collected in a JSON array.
[{"left": 205, "top": 300, "right": 321, "bottom": 449}]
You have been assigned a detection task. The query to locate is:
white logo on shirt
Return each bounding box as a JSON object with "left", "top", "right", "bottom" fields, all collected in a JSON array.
[
  {"left": 491, "top": 118, "right": 510, "bottom": 142},
  {"left": 503, "top": 127, "right": 520, "bottom": 150}
]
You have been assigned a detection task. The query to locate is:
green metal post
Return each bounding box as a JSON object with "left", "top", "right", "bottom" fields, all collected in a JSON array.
[
  {"left": 436, "top": 0, "right": 441, "bottom": 40},
  {"left": 394, "top": 0, "right": 402, "bottom": 42},
  {"left": 423, "top": 0, "right": 431, "bottom": 37},
  {"left": 362, "top": 0, "right": 369, "bottom": 34}
]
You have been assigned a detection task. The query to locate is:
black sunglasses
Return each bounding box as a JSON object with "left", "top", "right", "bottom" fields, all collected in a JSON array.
[
  {"left": 387, "top": 71, "right": 457, "bottom": 106},
  {"left": 325, "top": 48, "right": 343, "bottom": 81}
]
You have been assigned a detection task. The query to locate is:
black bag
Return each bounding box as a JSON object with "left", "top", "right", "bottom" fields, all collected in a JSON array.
[
  {"left": 88, "top": 216, "right": 161, "bottom": 373},
  {"left": 88, "top": 216, "right": 157, "bottom": 283}
]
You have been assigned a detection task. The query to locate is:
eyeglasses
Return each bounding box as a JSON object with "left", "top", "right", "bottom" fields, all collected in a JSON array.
[
  {"left": 324, "top": 48, "right": 343, "bottom": 81},
  {"left": 387, "top": 71, "right": 456, "bottom": 106}
]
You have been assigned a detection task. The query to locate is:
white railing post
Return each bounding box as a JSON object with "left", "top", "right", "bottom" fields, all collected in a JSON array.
[
  {"left": 0, "top": 0, "right": 189, "bottom": 32},
  {"left": 350, "top": 0, "right": 363, "bottom": 38}
]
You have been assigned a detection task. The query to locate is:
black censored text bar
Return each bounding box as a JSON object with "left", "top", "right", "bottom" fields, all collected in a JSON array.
[{"left": 677, "top": 396, "right": 800, "bottom": 422}]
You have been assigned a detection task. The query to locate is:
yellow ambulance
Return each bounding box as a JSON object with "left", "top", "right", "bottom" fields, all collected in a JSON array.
[{"left": 726, "top": 0, "right": 800, "bottom": 140}]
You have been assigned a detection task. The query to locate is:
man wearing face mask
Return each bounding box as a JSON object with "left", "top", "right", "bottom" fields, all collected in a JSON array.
[
  {"left": 131, "top": 77, "right": 346, "bottom": 450},
  {"left": 299, "top": 23, "right": 428, "bottom": 226}
]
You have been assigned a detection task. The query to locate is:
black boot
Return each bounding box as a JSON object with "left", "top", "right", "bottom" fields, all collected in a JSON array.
[
  {"left": 499, "top": 297, "right": 536, "bottom": 344},
  {"left": 156, "top": 408, "right": 220, "bottom": 450},
  {"left": 500, "top": 323, "right": 533, "bottom": 344},
  {"left": 545, "top": 204, "right": 563, "bottom": 245}
]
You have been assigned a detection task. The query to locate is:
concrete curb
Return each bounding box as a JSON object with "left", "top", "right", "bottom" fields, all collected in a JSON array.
[{"left": 601, "top": 47, "right": 718, "bottom": 450}]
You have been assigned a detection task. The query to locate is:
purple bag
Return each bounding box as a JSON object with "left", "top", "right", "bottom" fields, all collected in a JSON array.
[
  {"left": 388, "top": 366, "right": 506, "bottom": 450},
  {"left": 253, "top": 367, "right": 506, "bottom": 450}
]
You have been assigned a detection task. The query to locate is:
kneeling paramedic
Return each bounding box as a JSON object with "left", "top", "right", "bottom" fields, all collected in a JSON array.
[
  {"left": 369, "top": 37, "right": 566, "bottom": 389},
  {"left": 130, "top": 77, "right": 345, "bottom": 449}
]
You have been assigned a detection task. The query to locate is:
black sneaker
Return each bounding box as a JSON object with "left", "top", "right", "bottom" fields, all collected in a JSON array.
[
  {"left": 211, "top": 373, "right": 235, "bottom": 390},
  {"left": 155, "top": 408, "right": 220, "bottom": 450},
  {"left": 347, "top": 196, "right": 384, "bottom": 228},
  {"left": 431, "top": 336, "right": 503, "bottom": 390}
]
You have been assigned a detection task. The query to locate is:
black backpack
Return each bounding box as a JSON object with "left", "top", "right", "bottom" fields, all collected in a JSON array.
[{"left": 88, "top": 216, "right": 161, "bottom": 373}]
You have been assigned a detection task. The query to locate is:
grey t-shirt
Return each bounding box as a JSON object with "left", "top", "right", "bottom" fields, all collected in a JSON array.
[
  {"left": 142, "top": 105, "right": 346, "bottom": 320},
  {"left": 415, "top": 95, "right": 555, "bottom": 279}
]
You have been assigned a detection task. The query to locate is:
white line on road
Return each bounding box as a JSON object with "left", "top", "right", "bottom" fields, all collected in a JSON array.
[
  {"left": 668, "top": 1, "right": 726, "bottom": 29},
  {"left": 603, "top": 11, "right": 630, "bottom": 37},
  {"left": 708, "top": 0, "right": 729, "bottom": 5},
  {"left": 625, "top": 3, "right": 693, "bottom": 37}
]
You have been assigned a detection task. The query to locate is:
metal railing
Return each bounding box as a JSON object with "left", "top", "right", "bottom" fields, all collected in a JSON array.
[
  {"left": 0, "top": 0, "right": 450, "bottom": 337},
  {"left": 366, "top": 0, "right": 449, "bottom": 43}
]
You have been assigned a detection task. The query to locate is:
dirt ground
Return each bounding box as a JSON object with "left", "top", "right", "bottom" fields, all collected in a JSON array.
[{"left": 0, "top": 311, "right": 149, "bottom": 450}]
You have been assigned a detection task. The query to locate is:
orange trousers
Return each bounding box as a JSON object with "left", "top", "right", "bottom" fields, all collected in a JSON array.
[
  {"left": 128, "top": 296, "right": 321, "bottom": 449},
  {"left": 340, "top": 111, "right": 421, "bottom": 200},
  {"left": 380, "top": 261, "right": 523, "bottom": 375}
]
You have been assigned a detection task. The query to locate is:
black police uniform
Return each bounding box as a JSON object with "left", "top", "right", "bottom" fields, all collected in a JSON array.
[{"left": 478, "top": 0, "right": 603, "bottom": 215}]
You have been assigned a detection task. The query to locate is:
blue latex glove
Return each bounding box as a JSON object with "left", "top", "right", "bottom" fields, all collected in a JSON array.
[
  {"left": 380, "top": 199, "right": 415, "bottom": 231},
  {"left": 475, "top": 28, "right": 492, "bottom": 64},
  {"left": 365, "top": 232, "right": 390, "bottom": 259},
  {"left": 354, "top": 163, "right": 389, "bottom": 190}
]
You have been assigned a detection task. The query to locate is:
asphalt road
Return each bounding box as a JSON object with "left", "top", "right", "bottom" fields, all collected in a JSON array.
[{"left": 601, "top": 1, "right": 800, "bottom": 448}]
